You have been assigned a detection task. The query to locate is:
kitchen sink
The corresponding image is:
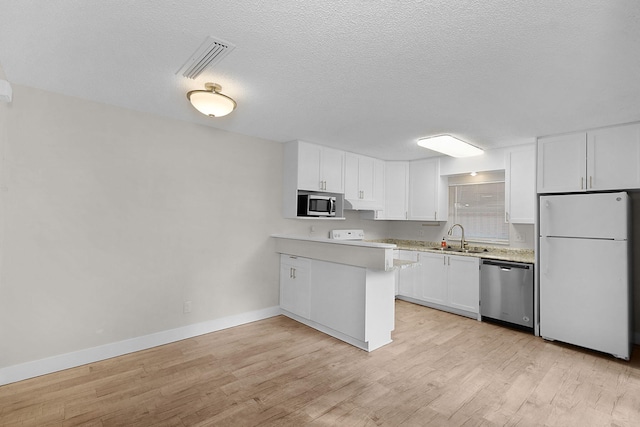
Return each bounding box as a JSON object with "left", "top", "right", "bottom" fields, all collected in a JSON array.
[{"left": 441, "top": 247, "right": 487, "bottom": 254}]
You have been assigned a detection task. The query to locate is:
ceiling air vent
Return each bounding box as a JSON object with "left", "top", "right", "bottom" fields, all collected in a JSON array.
[{"left": 177, "top": 36, "right": 236, "bottom": 79}]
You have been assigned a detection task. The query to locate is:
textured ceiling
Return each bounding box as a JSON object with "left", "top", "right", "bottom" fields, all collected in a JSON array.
[{"left": 1, "top": 1, "right": 639, "bottom": 160}]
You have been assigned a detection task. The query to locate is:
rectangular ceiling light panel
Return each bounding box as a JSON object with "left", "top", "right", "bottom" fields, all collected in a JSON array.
[
  {"left": 177, "top": 36, "right": 236, "bottom": 79},
  {"left": 417, "top": 134, "right": 483, "bottom": 157}
]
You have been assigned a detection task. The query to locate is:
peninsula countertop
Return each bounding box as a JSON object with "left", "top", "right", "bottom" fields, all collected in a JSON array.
[{"left": 271, "top": 234, "right": 396, "bottom": 271}]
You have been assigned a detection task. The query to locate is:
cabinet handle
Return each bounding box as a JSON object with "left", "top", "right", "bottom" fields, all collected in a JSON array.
[
  {"left": 505, "top": 211, "right": 509, "bottom": 223},
  {"left": 434, "top": 211, "right": 437, "bottom": 219},
  {"left": 292, "top": 268, "right": 296, "bottom": 279},
  {"left": 590, "top": 176, "right": 593, "bottom": 189},
  {"left": 289, "top": 267, "right": 293, "bottom": 278},
  {"left": 448, "top": 257, "right": 450, "bottom": 266},
  {"left": 581, "top": 177, "right": 584, "bottom": 190},
  {"left": 443, "top": 256, "right": 446, "bottom": 265}
]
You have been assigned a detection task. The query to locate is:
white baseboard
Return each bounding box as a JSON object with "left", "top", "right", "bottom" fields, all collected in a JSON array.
[{"left": 0, "top": 306, "right": 281, "bottom": 386}]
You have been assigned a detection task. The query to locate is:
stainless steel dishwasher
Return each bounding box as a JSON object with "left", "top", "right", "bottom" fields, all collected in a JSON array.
[{"left": 480, "top": 259, "right": 534, "bottom": 330}]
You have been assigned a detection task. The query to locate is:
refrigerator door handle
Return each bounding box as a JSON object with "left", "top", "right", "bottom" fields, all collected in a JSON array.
[{"left": 542, "top": 237, "right": 549, "bottom": 276}]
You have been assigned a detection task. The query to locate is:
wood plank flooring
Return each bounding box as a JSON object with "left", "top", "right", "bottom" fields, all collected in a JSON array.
[{"left": 1, "top": 300, "right": 640, "bottom": 426}]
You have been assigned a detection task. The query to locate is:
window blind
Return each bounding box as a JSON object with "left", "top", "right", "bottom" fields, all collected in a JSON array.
[{"left": 448, "top": 180, "right": 508, "bottom": 242}]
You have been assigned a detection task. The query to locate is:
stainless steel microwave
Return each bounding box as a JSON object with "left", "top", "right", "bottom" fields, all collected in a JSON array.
[{"left": 297, "top": 194, "right": 336, "bottom": 217}]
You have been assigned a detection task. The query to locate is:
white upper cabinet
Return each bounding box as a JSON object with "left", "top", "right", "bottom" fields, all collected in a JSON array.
[
  {"left": 588, "top": 123, "right": 640, "bottom": 191},
  {"left": 297, "top": 141, "right": 345, "bottom": 193},
  {"left": 505, "top": 144, "right": 535, "bottom": 224},
  {"left": 537, "top": 122, "right": 640, "bottom": 193},
  {"left": 283, "top": 141, "right": 346, "bottom": 219},
  {"left": 344, "top": 152, "right": 384, "bottom": 210},
  {"left": 383, "top": 161, "right": 409, "bottom": 220},
  {"left": 537, "top": 132, "right": 587, "bottom": 193},
  {"left": 408, "top": 158, "right": 447, "bottom": 221}
]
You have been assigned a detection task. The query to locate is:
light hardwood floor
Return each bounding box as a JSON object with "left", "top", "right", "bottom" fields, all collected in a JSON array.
[{"left": 1, "top": 300, "right": 639, "bottom": 426}]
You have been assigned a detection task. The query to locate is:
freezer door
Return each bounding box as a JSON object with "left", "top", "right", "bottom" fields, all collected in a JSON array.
[
  {"left": 539, "top": 192, "right": 628, "bottom": 240},
  {"left": 539, "top": 237, "right": 630, "bottom": 359}
]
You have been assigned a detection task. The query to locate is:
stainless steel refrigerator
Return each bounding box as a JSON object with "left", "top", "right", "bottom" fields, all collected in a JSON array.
[{"left": 539, "top": 191, "right": 631, "bottom": 360}]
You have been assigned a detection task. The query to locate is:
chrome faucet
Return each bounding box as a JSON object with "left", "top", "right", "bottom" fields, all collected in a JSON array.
[{"left": 448, "top": 223, "right": 467, "bottom": 250}]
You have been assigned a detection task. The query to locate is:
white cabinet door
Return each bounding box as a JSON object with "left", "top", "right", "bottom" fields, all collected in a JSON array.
[
  {"left": 344, "top": 152, "right": 360, "bottom": 201},
  {"left": 372, "top": 158, "right": 385, "bottom": 208},
  {"left": 321, "top": 146, "right": 345, "bottom": 193},
  {"left": 408, "top": 158, "right": 440, "bottom": 220},
  {"left": 447, "top": 255, "right": 480, "bottom": 313},
  {"left": 296, "top": 142, "right": 344, "bottom": 193},
  {"left": 419, "top": 252, "right": 447, "bottom": 305},
  {"left": 344, "top": 153, "right": 384, "bottom": 209},
  {"left": 397, "top": 250, "right": 420, "bottom": 298},
  {"left": 537, "top": 132, "right": 587, "bottom": 193},
  {"left": 506, "top": 144, "right": 535, "bottom": 224},
  {"left": 280, "top": 255, "right": 311, "bottom": 318},
  {"left": 297, "top": 142, "right": 323, "bottom": 192},
  {"left": 357, "top": 155, "right": 375, "bottom": 202},
  {"left": 383, "top": 161, "right": 408, "bottom": 220},
  {"left": 310, "top": 259, "right": 366, "bottom": 341},
  {"left": 588, "top": 123, "right": 640, "bottom": 191}
]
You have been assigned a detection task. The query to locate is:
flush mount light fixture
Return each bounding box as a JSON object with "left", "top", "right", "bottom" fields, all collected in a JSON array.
[
  {"left": 417, "top": 134, "right": 483, "bottom": 157},
  {"left": 187, "top": 82, "right": 237, "bottom": 117}
]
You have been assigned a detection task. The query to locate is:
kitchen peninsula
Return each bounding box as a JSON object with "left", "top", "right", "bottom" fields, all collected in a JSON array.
[{"left": 272, "top": 234, "right": 397, "bottom": 351}]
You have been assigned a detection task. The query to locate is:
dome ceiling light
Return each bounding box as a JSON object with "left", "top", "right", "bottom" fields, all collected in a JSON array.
[{"left": 187, "top": 82, "right": 237, "bottom": 118}]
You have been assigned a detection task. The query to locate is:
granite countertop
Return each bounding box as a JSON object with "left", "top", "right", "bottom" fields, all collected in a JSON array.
[{"left": 369, "top": 239, "right": 535, "bottom": 264}]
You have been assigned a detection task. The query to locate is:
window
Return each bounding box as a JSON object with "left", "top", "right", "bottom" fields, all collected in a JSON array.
[{"left": 448, "top": 172, "right": 508, "bottom": 243}]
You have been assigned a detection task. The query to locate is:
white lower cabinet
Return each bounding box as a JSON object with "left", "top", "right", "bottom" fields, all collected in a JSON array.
[
  {"left": 397, "top": 251, "right": 480, "bottom": 318},
  {"left": 279, "top": 255, "right": 311, "bottom": 318},
  {"left": 309, "top": 260, "right": 366, "bottom": 341},
  {"left": 419, "top": 252, "right": 447, "bottom": 306},
  {"left": 396, "top": 250, "right": 420, "bottom": 297},
  {"left": 446, "top": 255, "right": 480, "bottom": 314},
  {"left": 279, "top": 255, "right": 395, "bottom": 352}
]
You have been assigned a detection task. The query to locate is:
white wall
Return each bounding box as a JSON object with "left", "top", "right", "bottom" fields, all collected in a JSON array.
[{"left": 0, "top": 85, "right": 389, "bottom": 376}]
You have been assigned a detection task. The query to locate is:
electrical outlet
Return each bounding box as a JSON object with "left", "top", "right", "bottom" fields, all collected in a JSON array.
[{"left": 183, "top": 301, "right": 192, "bottom": 314}]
